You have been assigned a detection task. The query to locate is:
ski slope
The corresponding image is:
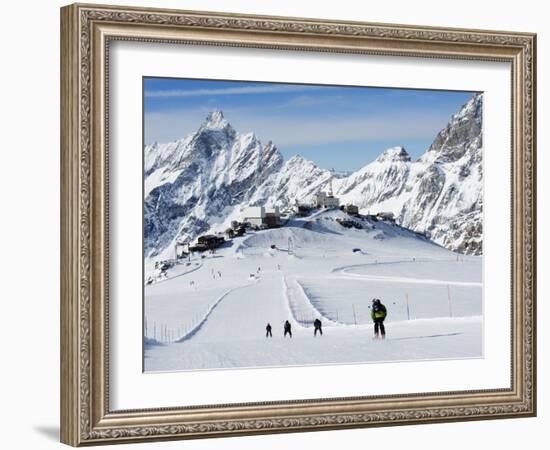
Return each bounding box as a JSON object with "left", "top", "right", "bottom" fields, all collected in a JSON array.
[{"left": 144, "top": 210, "right": 482, "bottom": 372}]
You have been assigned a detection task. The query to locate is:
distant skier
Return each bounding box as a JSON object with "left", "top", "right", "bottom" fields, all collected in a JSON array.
[
  {"left": 284, "top": 320, "right": 292, "bottom": 338},
  {"left": 257, "top": 266, "right": 261, "bottom": 274},
  {"left": 266, "top": 323, "right": 273, "bottom": 338},
  {"left": 218, "top": 271, "right": 222, "bottom": 278},
  {"left": 371, "top": 298, "right": 387, "bottom": 339},
  {"left": 313, "top": 318, "right": 323, "bottom": 336}
]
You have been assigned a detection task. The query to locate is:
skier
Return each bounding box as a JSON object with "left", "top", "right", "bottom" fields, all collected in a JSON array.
[
  {"left": 371, "top": 298, "right": 387, "bottom": 339},
  {"left": 313, "top": 318, "right": 323, "bottom": 336},
  {"left": 284, "top": 320, "right": 292, "bottom": 338},
  {"left": 266, "top": 323, "right": 272, "bottom": 338}
]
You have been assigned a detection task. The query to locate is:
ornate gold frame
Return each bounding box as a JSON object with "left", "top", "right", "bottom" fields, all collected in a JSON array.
[{"left": 60, "top": 3, "right": 536, "bottom": 446}]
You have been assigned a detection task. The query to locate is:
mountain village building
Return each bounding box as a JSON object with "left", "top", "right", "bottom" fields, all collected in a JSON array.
[
  {"left": 243, "top": 206, "right": 265, "bottom": 226},
  {"left": 243, "top": 206, "right": 281, "bottom": 227},
  {"left": 343, "top": 204, "right": 359, "bottom": 215},
  {"left": 291, "top": 203, "right": 312, "bottom": 217},
  {"left": 376, "top": 211, "right": 395, "bottom": 222},
  {"left": 314, "top": 180, "right": 340, "bottom": 209}
]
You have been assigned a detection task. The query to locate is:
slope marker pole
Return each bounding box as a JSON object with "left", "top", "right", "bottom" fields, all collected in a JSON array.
[
  {"left": 406, "top": 293, "right": 411, "bottom": 321},
  {"left": 447, "top": 285, "right": 453, "bottom": 318}
]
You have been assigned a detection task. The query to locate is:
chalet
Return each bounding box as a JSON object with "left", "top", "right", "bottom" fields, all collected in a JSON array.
[
  {"left": 344, "top": 204, "right": 359, "bottom": 215},
  {"left": 376, "top": 211, "right": 395, "bottom": 222},
  {"left": 225, "top": 225, "right": 246, "bottom": 239},
  {"left": 292, "top": 203, "right": 312, "bottom": 217},
  {"left": 336, "top": 218, "right": 363, "bottom": 229},
  {"left": 189, "top": 234, "right": 225, "bottom": 252}
]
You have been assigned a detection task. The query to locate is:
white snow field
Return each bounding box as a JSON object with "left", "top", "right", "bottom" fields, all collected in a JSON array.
[{"left": 144, "top": 210, "right": 482, "bottom": 372}]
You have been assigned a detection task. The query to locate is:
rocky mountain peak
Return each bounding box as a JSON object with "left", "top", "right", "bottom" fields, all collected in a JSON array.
[
  {"left": 202, "top": 110, "right": 230, "bottom": 130},
  {"left": 287, "top": 154, "right": 306, "bottom": 165},
  {"left": 375, "top": 146, "right": 411, "bottom": 163},
  {"left": 420, "top": 94, "right": 482, "bottom": 165},
  {"left": 144, "top": 94, "right": 483, "bottom": 259}
]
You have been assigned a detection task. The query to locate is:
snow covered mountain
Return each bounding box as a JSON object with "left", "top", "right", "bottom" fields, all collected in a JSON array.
[
  {"left": 334, "top": 94, "right": 483, "bottom": 255},
  {"left": 144, "top": 94, "right": 483, "bottom": 260},
  {"left": 144, "top": 111, "right": 283, "bottom": 258}
]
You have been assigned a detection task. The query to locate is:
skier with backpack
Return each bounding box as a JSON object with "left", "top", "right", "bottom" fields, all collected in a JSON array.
[{"left": 371, "top": 298, "right": 387, "bottom": 339}]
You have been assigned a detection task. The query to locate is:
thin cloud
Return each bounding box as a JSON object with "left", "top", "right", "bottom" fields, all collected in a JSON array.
[
  {"left": 144, "top": 84, "right": 314, "bottom": 98},
  {"left": 274, "top": 94, "right": 346, "bottom": 109},
  {"left": 144, "top": 108, "right": 453, "bottom": 149}
]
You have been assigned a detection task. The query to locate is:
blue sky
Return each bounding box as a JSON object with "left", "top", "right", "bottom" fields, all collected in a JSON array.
[{"left": 144, "top": 78, "right": 477, "bottom": 172}]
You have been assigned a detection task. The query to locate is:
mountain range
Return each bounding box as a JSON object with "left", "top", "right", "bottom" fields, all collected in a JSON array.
[{"left": 144, "top": 93, "right": 483, "bottom": 260}]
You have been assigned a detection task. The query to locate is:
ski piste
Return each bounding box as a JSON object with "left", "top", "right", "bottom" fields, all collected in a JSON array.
[{"left": 144, "top": 209, "right": 482, "bottom": 372}]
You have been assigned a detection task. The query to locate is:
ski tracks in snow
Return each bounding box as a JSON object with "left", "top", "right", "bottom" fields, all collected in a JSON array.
[
  {"left": 282, "top": 275, "right": 339, "bottom": 328},
  {"left": 332, "top": 260, "right": 482, "bottom": 287},
  {"left": 174, "top": 282, "right": 253, "bottom": 343},
  {"left": 337, "top": 271, "right": 482, "bottom": 287}
]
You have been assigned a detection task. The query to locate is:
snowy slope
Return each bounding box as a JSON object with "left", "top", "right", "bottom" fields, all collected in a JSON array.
[
  {"left": 144, "top": 209, "right": 482, "bottom": 372},
  {"left": 144, "top": 94, "right": 483, "bottom": 263}
]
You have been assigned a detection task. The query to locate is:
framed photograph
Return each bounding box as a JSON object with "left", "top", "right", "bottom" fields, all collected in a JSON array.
[{"left": 60, "top": 3, "right": 537, "bottom": 446}]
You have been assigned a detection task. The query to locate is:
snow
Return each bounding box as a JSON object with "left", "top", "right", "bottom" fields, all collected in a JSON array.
[
  {"left": 144, "top": 94, "right": 483, "bottom": 268},
  {"left": 142, "top": 95, "right": 484, "bottom": 371},
  {"left": 144, "top": 166, "right": 182, "bottom": 197},
  {"left": 144, "top": 210, "right": 482, "bottom": 372}
]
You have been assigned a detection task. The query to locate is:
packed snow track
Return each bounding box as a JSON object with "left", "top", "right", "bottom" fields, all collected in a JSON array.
[{"left": 144, "top": 209, "right": 482, "bottom": 372}]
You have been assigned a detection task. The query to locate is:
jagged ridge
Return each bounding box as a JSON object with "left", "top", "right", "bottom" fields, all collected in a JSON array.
[{"left": 144, "top": 94, "right": 483, "bottom": 260}]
